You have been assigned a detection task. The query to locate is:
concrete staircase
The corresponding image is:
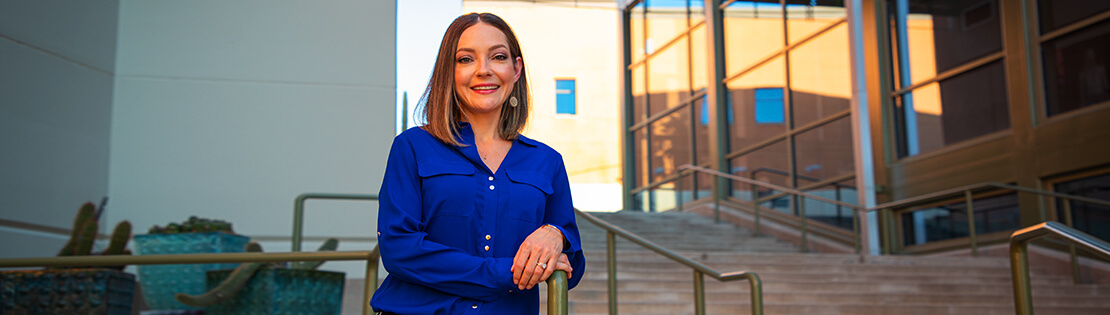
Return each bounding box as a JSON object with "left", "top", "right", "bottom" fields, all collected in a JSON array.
[{"left": 539, "top": 211, "right": 1110, "bottom": 315}]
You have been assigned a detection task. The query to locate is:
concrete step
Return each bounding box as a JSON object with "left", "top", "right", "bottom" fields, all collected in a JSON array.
[
  {"left": 547, "top": 300, "right": 1110, "bottom": 315},
  {"left": 565, "top": 210, "right": 1110, "bottom": 314}
]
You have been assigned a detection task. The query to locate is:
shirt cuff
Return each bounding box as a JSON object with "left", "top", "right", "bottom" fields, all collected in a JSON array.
[
  {"left": 545, "top": 224, "right": 573, "bottom": 253},
  {"left": 494, "top": 257, "right": 518, "bottom": 293}
]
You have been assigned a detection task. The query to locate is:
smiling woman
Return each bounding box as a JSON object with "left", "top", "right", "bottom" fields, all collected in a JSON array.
[{"left": 370, "top": 13, "right": 585, "bottom": 315}]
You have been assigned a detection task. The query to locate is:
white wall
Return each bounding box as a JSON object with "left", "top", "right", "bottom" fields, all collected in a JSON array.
[
  {"left": 108, "top": 0, "right": 396, "bottom": 266},
  {"left": 0, "top": 0, "right": 119, "bottom": 258}
]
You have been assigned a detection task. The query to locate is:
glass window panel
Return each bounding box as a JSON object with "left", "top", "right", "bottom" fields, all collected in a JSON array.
[
  {"left": 632, "top": 190, "right": 647, "bottom": 211},
  {"left": 727, "top": 57, "right": 787, "bottom": 152},
  {"left": 754, "top": 88, "right": 785, "bottom": 124},
  {"left": 647, "top": 37, "right": 691, "bottom": 116},
  {"left": 794, "top": 117, "right": 854, "bottom": 182},
  {"left": 1041, "top": 19, "right": 1110, "bottom": 117},
  {"left": 691, "top": 23, "right": 708, "bottom": 91},
  {"left": 895, "top": 60, "right": 1009, "bottom": 157},
  {"left": 555, "top": 79, "right": 576, "bottom": 115},
  {"left": 696, "top": 171, "right": 713, "bottom": 200},
  {"left": 647, "top": 0, "right": 691, "bottom": 56},
  {"left": 901, "top": 193, "right": 1019, "bottom": 246},
  {"left": 677, "top": 171, "right": 696, "bottom": 207},
  {"left": 650, "top": 182, "right": 678, "bottom": 212},
  {"left": 635, "top": 127, "right": 650, "bottom": 188},
  {"left": 650, "top": 108, "right": 692, "bottom": 183},
  {"left": 888, "top": 0, "right": 1002, "bottom": 87},
  {"left": 694, "top": 96, "right": 711, "bottom": 166},
  {"left": 633, "top": 65, "right": 647, "bottom": 124},
  {"left": 1054, "top": 173, "right": 1110, "bottom": 241},
  {"left": 1037, "top": 0, "right": 1110, "bottom": 35},
  {"left": 729, "top": 140, "right": 791, "bottom": 213},
  {"left": 724, "top": 1, "right": 785, "bottom": 77},
  {"left": 786, "top": 0, "right": 847, "bottom": 45},
  {"left": 789, "top": 23, "right": 852, "bottom": 126},
  {"left": 631, "top": 1, "right": 646, "bottom": 63},
  {"left": 800, "top": 193, "right": 854, "bottom": 230}
]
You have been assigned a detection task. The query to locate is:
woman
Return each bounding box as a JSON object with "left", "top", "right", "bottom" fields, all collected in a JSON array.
[{"left": 371, "top": 12, "right": 586, "bottom": 315}]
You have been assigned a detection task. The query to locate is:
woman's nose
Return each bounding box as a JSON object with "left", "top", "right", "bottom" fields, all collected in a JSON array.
[{"left": 476, "top": 60, "right": 493, "bottom": 77}]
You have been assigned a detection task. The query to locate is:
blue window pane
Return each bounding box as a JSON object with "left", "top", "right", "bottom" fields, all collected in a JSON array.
[
  {"left": 754, "top": 87, "right": 784, "bottom": 124},
  {"left": 556, "top": 79, "right": 576, "bottom": 115}
]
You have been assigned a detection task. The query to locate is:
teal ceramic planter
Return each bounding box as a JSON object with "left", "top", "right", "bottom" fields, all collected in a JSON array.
[
  {"left": 204, "top": 267, "right": 344, "bottom": 315},
  {"left": 0, "top": 268, "right": 134, "bottom": 315},
  {"left": 133, "top": 232, "right": 250, "bottom": 310}
]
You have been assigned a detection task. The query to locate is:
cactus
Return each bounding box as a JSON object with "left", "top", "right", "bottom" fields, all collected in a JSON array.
[
  {"left": 149, "top": 216, "right": 234, "bottom": 235},
  {"left": 175, "top": 238, "right": 339, "bottom": 307},
  {"left": 72, "top": 219, "right": 98, "bottom": 256},
  {"left": 174, "top": 262, "right": 265, "bottom": 307},
  {"left": 57, "top": 202, "right": 96, "bottom": 257},
  {"left": 102, "top": 221, "right": 132, "bottom": 255},
  {"left": 52, "top": 201, "right": 133, "bottom": 270},
  {"left": 290, "top": 238, "right": 338, "bottom": 270}
]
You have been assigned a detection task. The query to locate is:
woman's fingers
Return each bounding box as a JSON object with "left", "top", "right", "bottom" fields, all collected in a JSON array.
[
  {"left": 513, "top": 225, "right": 566, "bottom": 289},
  {"left": 553, "top": 253, "right": 573, "bottom": 279}
]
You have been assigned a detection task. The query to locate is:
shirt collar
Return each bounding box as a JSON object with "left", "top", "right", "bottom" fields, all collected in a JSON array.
[{"left": 456, "top": 121, "right": 538, "bottom": 147}]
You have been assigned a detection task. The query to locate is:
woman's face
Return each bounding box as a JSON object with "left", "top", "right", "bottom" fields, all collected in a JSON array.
[{"left": 454, "top": 22, "right": 522, "bottom": 116}]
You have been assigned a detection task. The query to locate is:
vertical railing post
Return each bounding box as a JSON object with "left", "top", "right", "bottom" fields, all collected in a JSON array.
[
  {"left": 799, "top": 196, "right": 809, "bottom": 252},
  {"left": 964, "top": 190, "right": 978, "bottom": 257},
  {"left": 881, "top": 208, "right": 894, "bottom": 254},
  {"left": 853, "top": 208, "right": 862, "bottom": 254},
  {"left": 1064, "top": 200, "right": 1079, "bottom": 283},
  {"left": 547, "top": 270, "right": 569, "bottom": 315},
  {"left": 607, "top": 231, "right": 617, "bottom": 315},
  {"left": 750, "top": 173, "right": 761, "bottom": 236},
  {"left": 747, "top": 273, "right": 764, "bottom": 315},
  {"left": 693, "top": 271, "right": 706, "bottom": 315},
  {"left": 713, "top": 176, "right": 721, "bottom": 223},
  {"left": 293, "top": 195, "right": 307, "bottom": 252},
  {"left": 1011, "top": 238, "right": 1034, "bottom": 315},
  {"left": 677, "top": 171, "right": 685, "bottom": 212},
  {"left": 364, "top": 253, "right": 378, "bottom": 315}
]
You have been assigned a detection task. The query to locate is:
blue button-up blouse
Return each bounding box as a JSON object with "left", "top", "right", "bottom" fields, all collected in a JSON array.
[{"left": 371, "top": 124, "right": 585, "bottom": 315}]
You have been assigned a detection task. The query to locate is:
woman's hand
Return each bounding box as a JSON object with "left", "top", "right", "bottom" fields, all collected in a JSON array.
[{"left": 511, "top": 225, "right": 564, "bottom": 290}]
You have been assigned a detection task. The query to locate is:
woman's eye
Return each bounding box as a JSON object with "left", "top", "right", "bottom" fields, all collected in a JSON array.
[
  {"left": 493, "top": 54, "right": 508, "bottom": 61},
  {"left": 457, "top": 56, "right": 474, "bottom": 63}
]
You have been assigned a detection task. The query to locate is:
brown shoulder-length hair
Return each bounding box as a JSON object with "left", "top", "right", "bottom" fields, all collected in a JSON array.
[{"left": 420, "top": 12, "right": 530, "bottom": 146}]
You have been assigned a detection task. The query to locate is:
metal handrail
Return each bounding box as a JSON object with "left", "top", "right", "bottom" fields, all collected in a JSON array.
[
  {"left": 292, "top": 192, "right": 568, "bottom": 315},
  {"left": 293, "top": 193, "right": 380, "bottom": 252},
  {"left": 0, "top": 250, "right": 381, "bottom": 315},
  {"left": 680, "top": 164, "right": 865, "bottom": 253},
  {"left": 1010, "top": 221, "right": 1110, "bottom": 315},
  {"left": 576, "top": 209, "right": 763, "bottom": 315},
  {"left": 677, "top": 165, "right": 1110, "bottom": 260}
]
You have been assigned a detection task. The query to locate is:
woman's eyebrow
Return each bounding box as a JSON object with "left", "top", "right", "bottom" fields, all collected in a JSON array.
[{"left": 456, "top": 44, "right": 508, "bottom": 54}]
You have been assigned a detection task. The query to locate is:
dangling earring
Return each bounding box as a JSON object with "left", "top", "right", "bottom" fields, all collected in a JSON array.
[{"left": 509, "top": 96, "right": 519, "bottom": 107}]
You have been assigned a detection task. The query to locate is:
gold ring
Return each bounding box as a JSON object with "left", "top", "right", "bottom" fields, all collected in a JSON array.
[{"left": 538, "top": 262, "right": 548, "bottom": 269}]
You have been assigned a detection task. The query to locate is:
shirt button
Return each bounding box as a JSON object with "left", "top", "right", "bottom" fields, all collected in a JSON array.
[
  {"left": 484, "top": 245, "right": 490, "bottom": 251},
  {"left": 489, "top": 185, "right": 495, "bottom": 190},
  {"left": 472, "top": 304, "right": 478, "bottom": 309},
  {"left": 485, "top": 235, "right": 491, "bottom": 240},
  {"left": 488, "top": 176, "right": 494, "bottom": 181}
]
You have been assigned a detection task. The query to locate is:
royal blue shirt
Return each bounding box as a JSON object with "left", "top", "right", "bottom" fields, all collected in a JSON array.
[{"left": 371, "top": 124, "right": 585, "bottom": 315}]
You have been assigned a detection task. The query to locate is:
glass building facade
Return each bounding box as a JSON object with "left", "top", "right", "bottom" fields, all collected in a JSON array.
[{"left": 620, "top": 0, "right": 1110, "bottom": 254}]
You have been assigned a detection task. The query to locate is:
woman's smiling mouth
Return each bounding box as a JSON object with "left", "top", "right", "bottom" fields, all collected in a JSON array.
[{"left": 471, "top": 84, "right": 500, "bottom": 94}]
